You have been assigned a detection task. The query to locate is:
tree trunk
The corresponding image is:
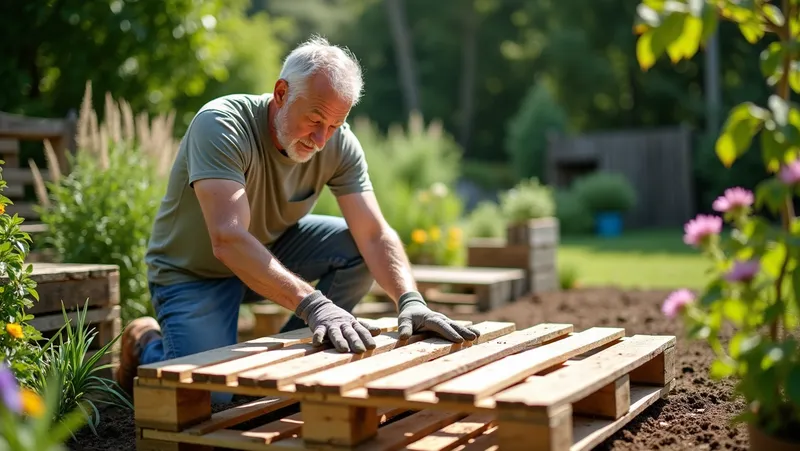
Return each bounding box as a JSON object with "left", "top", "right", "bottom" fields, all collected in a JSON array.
[{"left": 384, "top": 0, "right": 421, "bottom": 118}]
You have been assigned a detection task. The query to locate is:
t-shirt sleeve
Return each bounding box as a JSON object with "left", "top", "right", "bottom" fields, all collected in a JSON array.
[
  {"left": 327, "top": 122, "right": 374, "bottom": 196},
  {"left": 184, "top": 109, "right": 250, "bottom": 187}
]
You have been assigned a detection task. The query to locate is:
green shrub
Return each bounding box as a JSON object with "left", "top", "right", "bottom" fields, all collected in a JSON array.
[
  {"left": 31, "top": 83, "right": 176, "bottom": 325},
  {"left": 0, "top": 161, "right": 43, "bottom": 389},
  {"left": 554, "top": 189, "right": 593, "bottom": 235},
  {"left": 499, "top": 178, "right": 556, "bottom": 225},
  {"left": 571, "top": 172, "right": 637, "bottom": 214},
  {"left": 505, "top": 80, "right": 568, "bottom": 182},
  {"left": 558, "top": 263, "right": 580, "bottom": 290},
  {"left": 465, "top": 201, "right": 506, "bottom": 239}
]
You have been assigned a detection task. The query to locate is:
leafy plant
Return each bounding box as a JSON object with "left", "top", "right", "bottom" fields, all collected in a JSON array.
[
  {"left": 29, "top": 301, "right": 130, "bottom": 435},
  {"left": 505, "top": 79, "right": 569, "bottom": 181},
  {"left": 0, "top": 361, "right": 88, "bottom": 451},
  {"left": 30, "top": 82, "right": 177, "bottom": 325},
  {"left": 465, "top": 201, "right": 507, "bottom": 239},
  {"left": 554, "top": 188, "right": 594, "bottom": 235},
  {"left": 499, "top": 178, "right": 556, "bottom": 224},
  {"left": 0, "top": 160, "right": 43, "bottom": 389},
  {"left": 405, "top": 183, "right": 465, "bottom": 266},
  {"left": 636, "top": 0, "right": 800, "bottom": 440},
  {"left": 571, "top": 172, "right": 637, "bottom": 214},
  {"left": 559, "top": 263, "right": 580, "bottom": 290}
]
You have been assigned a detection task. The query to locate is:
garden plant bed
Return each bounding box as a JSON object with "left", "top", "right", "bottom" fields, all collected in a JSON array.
[{"left": 66, "top": 287, "right": 749, "bottom": 451}]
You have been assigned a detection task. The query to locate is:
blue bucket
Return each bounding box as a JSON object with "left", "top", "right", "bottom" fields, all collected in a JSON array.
[{"left": 596, "top": 211, "right": 623, "bottom": 237}]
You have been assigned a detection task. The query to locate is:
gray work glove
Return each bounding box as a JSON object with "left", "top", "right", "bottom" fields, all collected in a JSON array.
[
  {"left": 397, "top": 291, "right": 481, "bottom": 343},
  {"left": 295, "top": 290, "right": 381, "bottom": 353}
]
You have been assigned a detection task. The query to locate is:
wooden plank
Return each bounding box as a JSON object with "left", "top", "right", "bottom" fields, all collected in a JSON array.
[
  {"left": 28, "top": 272, "right": 120, "bottom": 315},
  {"left": 0, "top": 168, "right": 48, "bottom": 184},
  {"left": 4, "top": 202, "right": 38, "bottom": 220},
  {"left": 0, "top": 111, "right": 68, "bottom": 139},
  {"left": 352, "top": 410, "right": 466, "bottom": 451},
  {"left": 27, "top": 305, "right": 120, "bottom": 333},
  {"left": 433, "top": 327, "right": 626, "bottom": 402},
  {"left": 2, "top": 184, "right": 23, "bottom": 198},
  {"left": 0, "top": 138, "right": 20, "bottom": 154},
  {"left": 293, "top": 321, "right": 516, "bottom": 395},
  {"left": 403, "top": 412, "right": 495, "bottom": 451},
  {"left": 191, "top": 343, "right": 322, "bottom": 384},
  {"left": 412, "top": 265, "right": 525, "bottom": 286},
  {"left": 365, "top": 323, "right": 573, "bottom": 397},
  {"left": 492, "top": 335, "right": 675, "bottom": 410},
  {"left": 138, "top": 317, "right": 398, "bottom": 380},
  {"left": 183, "top": 396, "right": 296, "bottom": 435}
]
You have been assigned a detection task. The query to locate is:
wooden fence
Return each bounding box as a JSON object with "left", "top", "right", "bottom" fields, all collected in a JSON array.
[
  {"left": 545, "top": 125, "right": 694, "bottom": 229},
  {"left": 0, "top": 110, "right": 77, "bottom": 223}
]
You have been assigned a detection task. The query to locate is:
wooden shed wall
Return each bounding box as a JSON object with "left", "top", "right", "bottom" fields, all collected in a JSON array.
[{"left": 546, "top": 125, "right": 694, "bottom": 229}]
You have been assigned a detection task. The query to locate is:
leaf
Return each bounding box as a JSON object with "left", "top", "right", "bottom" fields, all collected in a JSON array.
[
  {"left": 762, "top": 3, "right": 785, "bottom": 27},
  {"left": 716, "top": 102, "right": 768, "bottom": 167},
  {"left": 786, "top": 366, "right": 800, "bottom": 407},
  {"left": 723, "top": 298, "right": 748, "bottom": 326},
  {"left": 756, "top": 177, "right": 791, "bottom": 215},
  {"left": 759, "top": 42, "right": 783, "bottom": 86},
  {"left": 768, "top": 95, "right": 789, "bottom": 126},
  {"left": 667, "top": 14, "right": 703, "bottom": 62},
  {"left": 710, "top": 359, "right": 736, "bottom": 378},
  {"left": 761, "top": 127, "right": 784, "bottom": 173},
  {"left": 636, "top": 31, "right": 657, "bottom": 71}
]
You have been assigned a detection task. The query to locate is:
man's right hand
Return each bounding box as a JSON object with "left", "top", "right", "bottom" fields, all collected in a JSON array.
[{"left": 295, "top": 290, "right": 381, "bottom": 353}]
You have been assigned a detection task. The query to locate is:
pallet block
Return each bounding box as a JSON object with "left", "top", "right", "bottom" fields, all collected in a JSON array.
[
  {"left": 370, "top": 265, "right": 527, "bottom": 312},
  {"left": 4, "top": 262, "right": 122, "bottom": 379},
  {"left": 133, "top": 317, "right": 676, "bottom": 451}
]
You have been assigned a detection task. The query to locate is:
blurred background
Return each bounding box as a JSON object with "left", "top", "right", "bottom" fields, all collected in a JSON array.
[{"left": 0, "top": 0, "right": 769, "bottom": 323}]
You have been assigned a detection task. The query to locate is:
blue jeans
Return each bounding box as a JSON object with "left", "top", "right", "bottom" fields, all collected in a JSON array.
[{"left": 139, "top": 214, "right": 375, "bottom": 403}]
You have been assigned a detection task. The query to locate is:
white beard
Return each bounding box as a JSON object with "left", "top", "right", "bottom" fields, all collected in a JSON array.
[{"left": 274, "top": 105, "right": 321, "bottom": 163}]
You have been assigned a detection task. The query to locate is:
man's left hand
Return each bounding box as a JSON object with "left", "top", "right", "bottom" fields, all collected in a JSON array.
[{"left": 396, "top": 291, "right": 481, "bottom": 342}]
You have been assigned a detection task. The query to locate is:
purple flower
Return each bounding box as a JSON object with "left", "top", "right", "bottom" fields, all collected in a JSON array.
[
  {"left": 662, "top": 289, "right": 695, "bottom": 318},
  {"left": 725, "top": 259, "right": 760, "bottom": 283},
  {"left": 779, "top": 159, "right": 800, "bottom": 185},
  {"left": 712, "top": 187, "right": 754, "bottom": 213},
  {"left": 683, "top": 214, "right": 723, "bottom": 247},
  {"left": 0, "top": 361, "right": 21, "bottom": 414}
]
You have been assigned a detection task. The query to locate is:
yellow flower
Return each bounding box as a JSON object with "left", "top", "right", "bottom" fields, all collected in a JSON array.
[
  {"left": 0, "top": 203, "right": 5, "bottom": 215},
  {"left": 6, "top": 323, "right": 22, "bottom": 339},
  {"left": 429, "top": 227, "right": 441, "bottom": 241},
  {"left": 448, "top": 226, "right": 463, "bottom": 241},
  {"left": 411, "top": 229, "right": 428, "bottom": 244},
  {"left": 21, "top": 389, "right": 44, "bottom": 418}
]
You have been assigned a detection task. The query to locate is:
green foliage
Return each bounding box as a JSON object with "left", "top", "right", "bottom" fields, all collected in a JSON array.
[
  {"left": 636, "top": 0, "right": 800, "bottom": 436},
  {"left": 405, "top": 184, "right": 465, "bottom": 266},
  {"left": 465, "top": 201, "right": 507, "bottom": 239},
  {"left": 0, "top": 364, "right": 88, "bottom": 451},
  {"left": 29, "top": 302, "right": 130, "bottom": 435},
  {"left": 571, "top": 172, "right": 637, "bottom": 214},
  {"left": 0, "top": 161, "right": 43, "bottom": 389},
  {"left": 34, "top": 88, "right": 175, "bottom": 325},
  {"left": 313, "top": 114, "right": 464, "bottom": 258},
  {"left": 554, "top": 189, "right": 594, "bottom": 235},
  {"left": 558, "top": 263, "right": 580, "bottom": 290},
  {"left": 499, "top": 178, "right": 556, "bottom": 225},
  {"left": 505, "top": 80, "right": 568, "bottom": 182}
]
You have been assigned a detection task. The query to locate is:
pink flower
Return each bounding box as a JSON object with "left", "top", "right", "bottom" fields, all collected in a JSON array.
[
  {"left": 662, "top": 289, "right": 695, "bottom": 318},
  {"left": 683, "top": 214, "right": 722, "bottom": 247},
  {"left": 779, "top": 159, "right": 800, "bottom": 185},
  {"left": 725, "top": 259, "right": 760, "bottom": 283},
  {"left": 712, "top": 187, "right": 753, "bottom": 213}
]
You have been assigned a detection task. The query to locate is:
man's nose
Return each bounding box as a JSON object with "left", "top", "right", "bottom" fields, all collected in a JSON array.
[{"left": 312, "top": 129, "right": 326, "bottom": 148}]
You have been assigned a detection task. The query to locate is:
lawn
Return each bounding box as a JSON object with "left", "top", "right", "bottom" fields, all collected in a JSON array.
[{"left": 558, "top": 228, "right": 710, "bottom": 290}]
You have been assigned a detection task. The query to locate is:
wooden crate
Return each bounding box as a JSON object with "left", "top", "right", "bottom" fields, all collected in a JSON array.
[
  {"left": 370, "top": 265, "right": 526, "bottom": 312},
  {"left": 10, "top": 263, "right": 122, "bottom": 379},
  {"left": 133, "top": 318, "right": 676, "bottom": 451}
]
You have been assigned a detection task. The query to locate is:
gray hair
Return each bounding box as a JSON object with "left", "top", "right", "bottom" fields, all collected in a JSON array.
[{"left": 279, "top": 35, "right": 364, "bottom": 107}]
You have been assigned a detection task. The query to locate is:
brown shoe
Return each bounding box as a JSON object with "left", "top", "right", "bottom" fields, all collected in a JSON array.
[{"left": 115, "top": 316, "right": 161, "bottom": 396}]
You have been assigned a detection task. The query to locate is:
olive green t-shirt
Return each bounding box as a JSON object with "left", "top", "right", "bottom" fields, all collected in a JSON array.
[{"left": 145, "top": 93, "right": 373, "bottom": 286}]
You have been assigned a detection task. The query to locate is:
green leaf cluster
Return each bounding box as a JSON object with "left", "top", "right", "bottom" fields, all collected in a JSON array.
[{"left": 635, "top": 0, "right": 800, "bottom": 435}]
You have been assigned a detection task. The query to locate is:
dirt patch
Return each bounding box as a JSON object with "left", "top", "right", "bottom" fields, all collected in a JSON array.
[{"left": 66, "top": 287, "right": 749, "bottom": 451}]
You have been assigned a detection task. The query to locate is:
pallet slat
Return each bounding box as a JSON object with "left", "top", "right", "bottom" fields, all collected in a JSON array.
[{"left": 134, "top": 321, "right": 677, "bottom": 451}]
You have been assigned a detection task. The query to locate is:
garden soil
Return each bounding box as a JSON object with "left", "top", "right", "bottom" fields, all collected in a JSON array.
[{"left": 66, "top": 287, "right": 749, "bottom": 451}]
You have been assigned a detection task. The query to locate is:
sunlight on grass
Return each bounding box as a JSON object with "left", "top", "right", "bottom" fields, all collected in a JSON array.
[{"left": 559, "top": 229, "right": 710, "bottom": 290}]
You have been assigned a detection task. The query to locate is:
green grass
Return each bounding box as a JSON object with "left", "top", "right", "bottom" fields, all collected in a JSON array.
[{"left": 558, "top": 229, "right": 711, "bottom": 290}]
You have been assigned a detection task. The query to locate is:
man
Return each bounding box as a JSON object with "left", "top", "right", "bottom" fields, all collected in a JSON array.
[{"left": 115, "top": 36, "right": 480, "bottom": 401}]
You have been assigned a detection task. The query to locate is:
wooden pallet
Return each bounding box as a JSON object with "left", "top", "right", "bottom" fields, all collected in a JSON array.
[
  {"left": 370, "top": 265, "right": 527, "bottom": 312},
  {"left": 6, "top": 262, "right": 122, "bottom": 379},
  {"left": 134, "top": 317, "right": 676, "bottom": 451}
]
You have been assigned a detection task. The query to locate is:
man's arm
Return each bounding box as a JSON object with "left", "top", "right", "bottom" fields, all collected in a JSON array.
[
  {"left": 336, "top": 190, "right": 416, "bottom": 306},
  {"left": 193, "top": 178, "right": 316, "bottom": 310},
  {"left": 337, "top": 190, "right": 481, "bottom": 343}
]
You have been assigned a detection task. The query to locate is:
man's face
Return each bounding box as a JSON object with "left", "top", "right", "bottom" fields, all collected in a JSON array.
[{"left": 273, "top": 72, "right": 352, "bottom": 163}]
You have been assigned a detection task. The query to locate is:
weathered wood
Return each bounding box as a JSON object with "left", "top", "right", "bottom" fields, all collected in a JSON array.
[
  {"left": 28, "top": 270, "right": 120, "bottom": 315},
  {"left": 506, "top": 218, "right": 559, "bottom": 248}
]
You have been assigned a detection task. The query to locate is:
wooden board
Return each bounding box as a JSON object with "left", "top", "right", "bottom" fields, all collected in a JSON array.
[{"left": 133, "top": 321, "right": 676, "bottom": 451}]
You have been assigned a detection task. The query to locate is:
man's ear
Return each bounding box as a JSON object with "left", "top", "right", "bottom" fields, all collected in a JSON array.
[{"left": 273, "top": 79, "right": 288, "bottom": 107}]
